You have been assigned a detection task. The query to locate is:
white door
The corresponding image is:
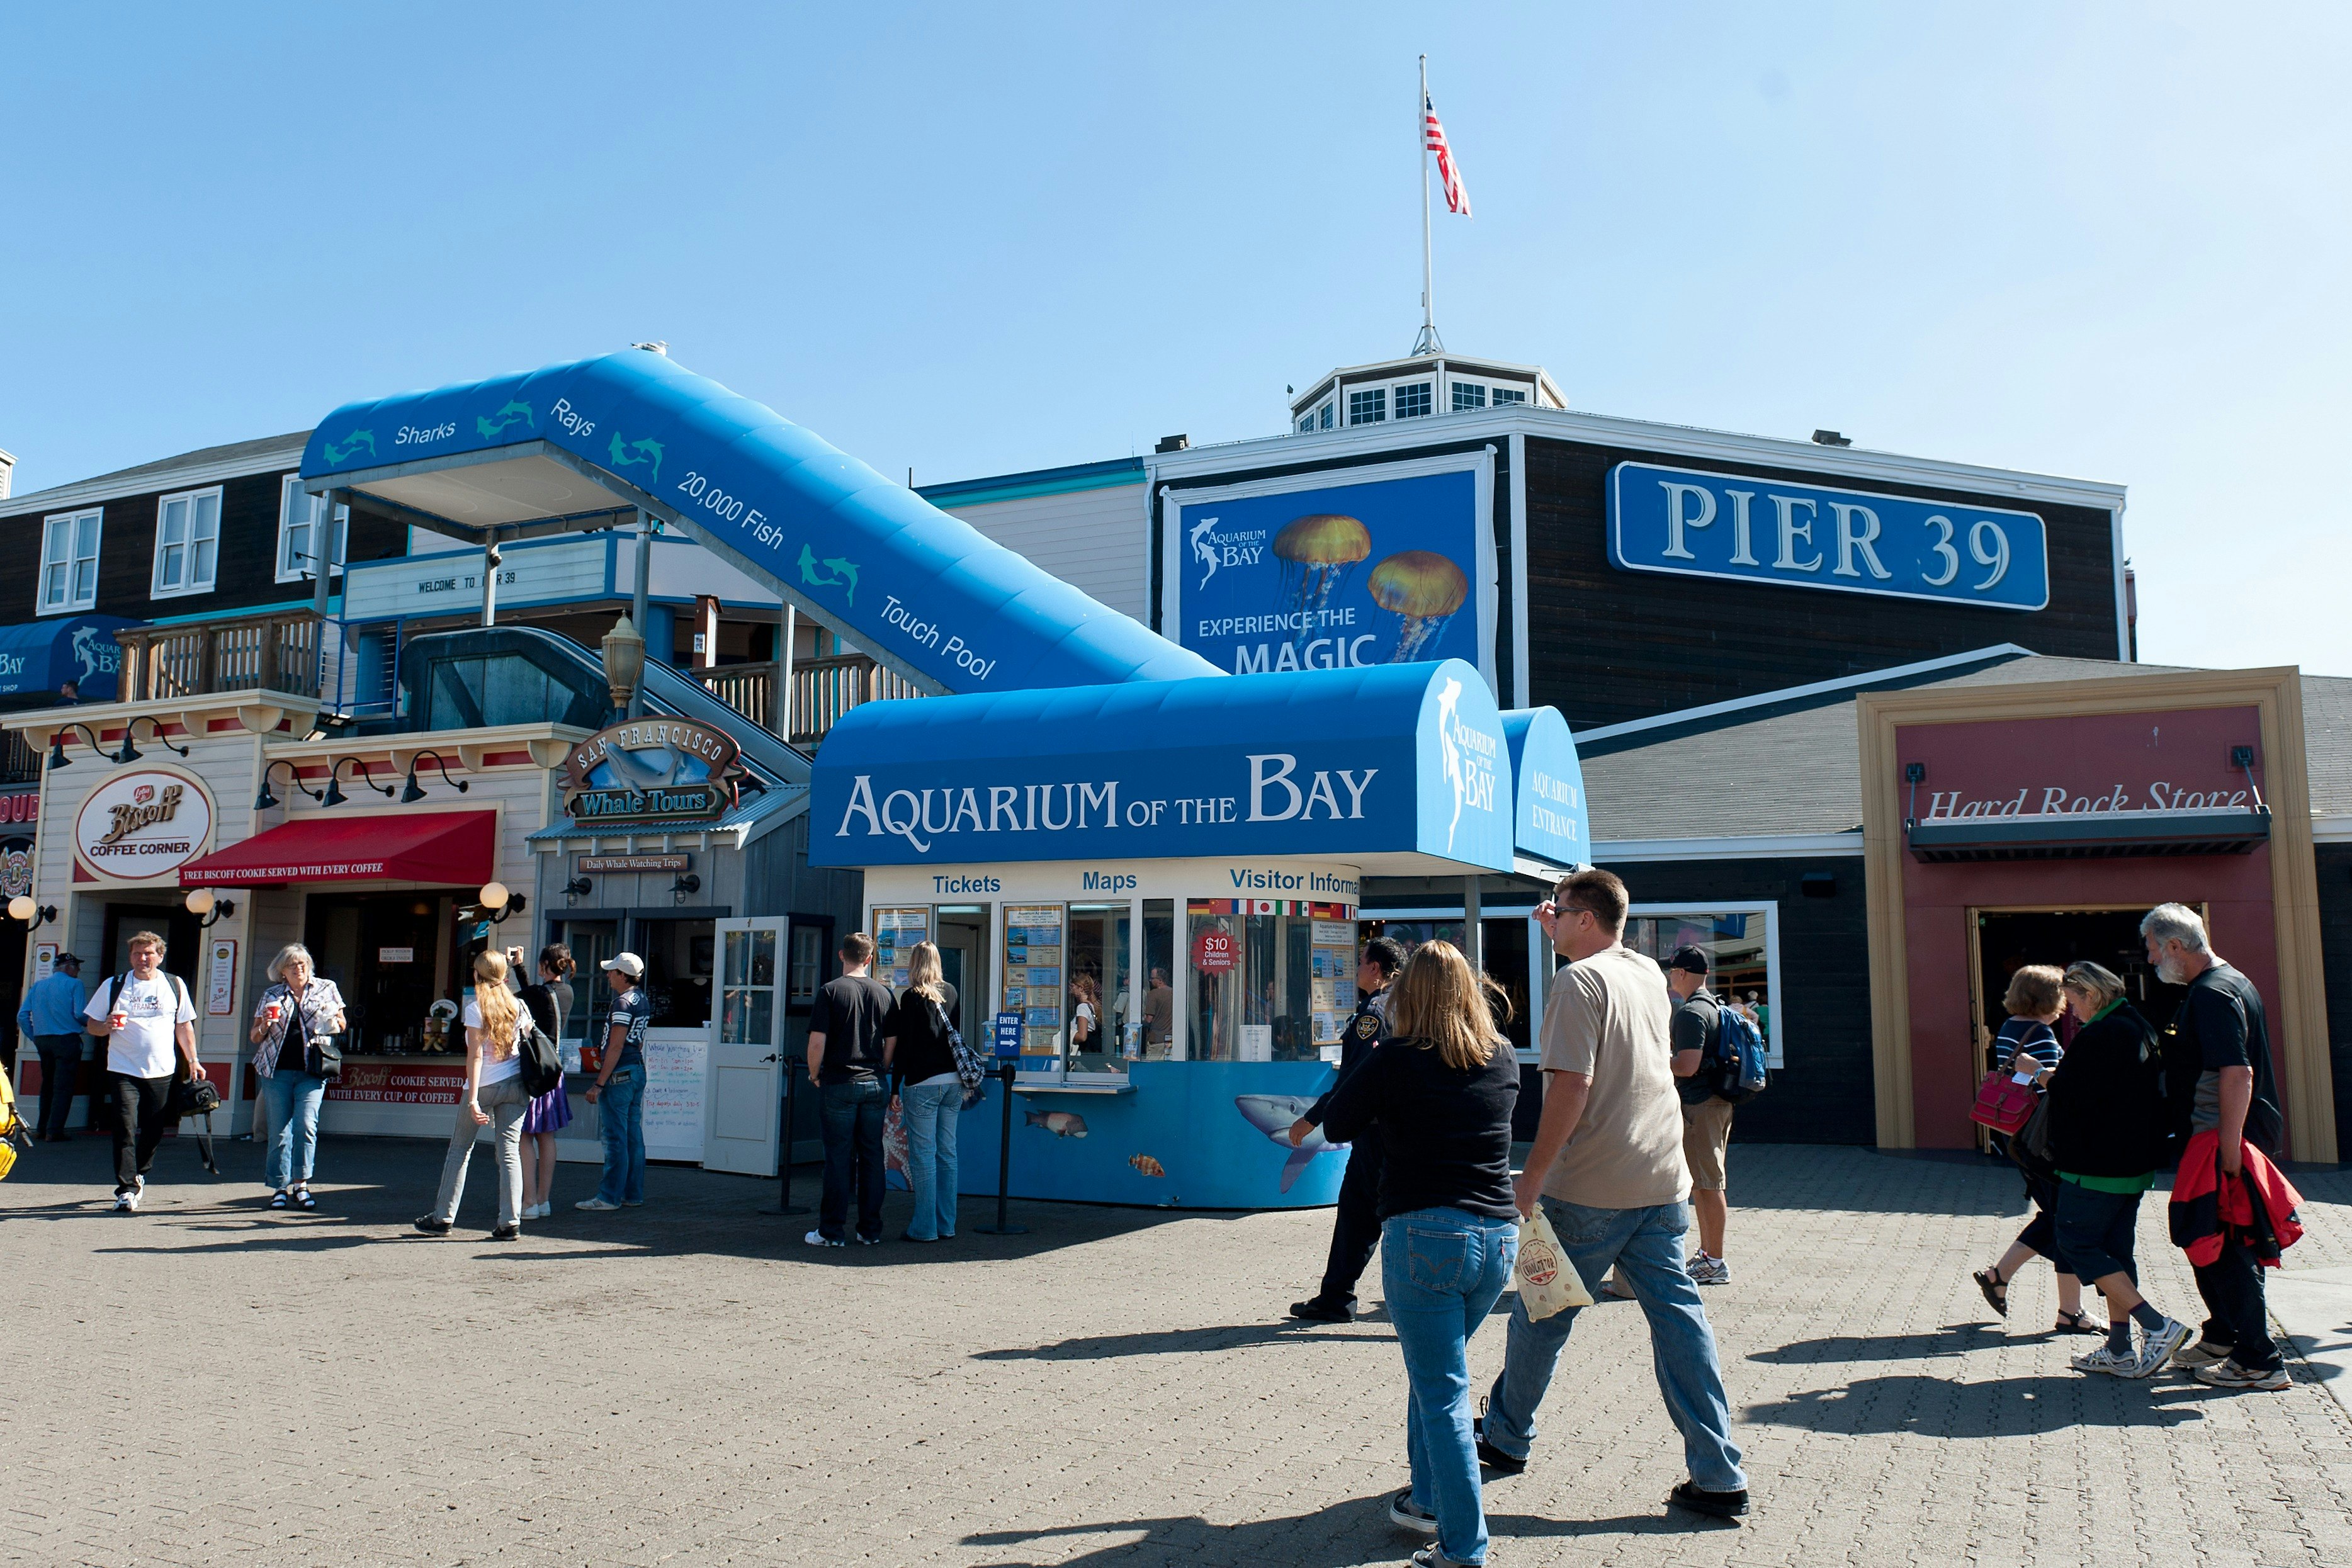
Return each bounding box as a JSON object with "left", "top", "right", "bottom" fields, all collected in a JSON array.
[{"left": 703, "top": 916, "right": 788, "bottom": 1175}]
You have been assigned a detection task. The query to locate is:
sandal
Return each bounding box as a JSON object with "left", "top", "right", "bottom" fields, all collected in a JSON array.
[
  {"left": 1973, "top": 1265, "right": 2009, "bottom": 1318},
  {"left": 2054, "top": 1309, "right": 2102, "bottom": 1336},
  {"left": 292, "top": 1189, "right": 317, "bottom": 1210},
  {"left": 269, "top": 1191, "right": 289, "bottom": 1210}
]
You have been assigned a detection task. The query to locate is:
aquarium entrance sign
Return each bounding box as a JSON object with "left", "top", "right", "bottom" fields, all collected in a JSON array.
[{"left": 1162, "top": 451, "right": 1496, "bottom": 690}]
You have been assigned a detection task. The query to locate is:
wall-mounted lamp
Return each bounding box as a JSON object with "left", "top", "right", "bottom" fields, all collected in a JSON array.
[
  {"left": 671, "top": 872, "right": 701, "bottom": 906},
  {"left": 254, "top": 759, "right": 324, "bottom": 813},
  {"left": 115, "top": 715, "right": 190, "bottom": 766},
  {"left": 8, "top": 895, "right": 57, "bottom": 932},
  {"left": 400, "top": 751, "right": 470, "bottom": 804},
  {"left": 47, "top": 723, "right": 104, "bottom": 770},
  {"left": 323, "top": 757, "right": 395, "bottom": 808},
  {"left": 477, "top": 881, "right": 527, "bottom": 925},
  {"left": 184, "top": 888, "right": 236, "bottom": 928},
  {"left": 563, "top": 876, "right": 593, "bottom": 903}
]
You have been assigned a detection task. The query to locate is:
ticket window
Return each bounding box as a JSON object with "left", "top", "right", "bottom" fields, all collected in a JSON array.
[
  {"left": 1184, "top": 905, "right": 1356, "bottom": 1063},
  {"left": 1139, "top": 900, "right": 1175, "bottom": 1059},
  {"left": 934, "top": 906, "right": 990, "bottom": 1032},
  {"left": 1002, "top": 904, "right": 1066, "bottom": 1078},
  {"left": 1066, "top": 903, "right": 1131, "bottom": 1079}
]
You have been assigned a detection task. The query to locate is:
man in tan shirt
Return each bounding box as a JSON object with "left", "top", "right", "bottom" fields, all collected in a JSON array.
[{"left": 1478, "top": 869, "right": 1750, "bottom": 1520}]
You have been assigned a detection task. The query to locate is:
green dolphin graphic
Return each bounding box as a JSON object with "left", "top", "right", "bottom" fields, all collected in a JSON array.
[
  {"left": 475, "top": 400, "right": 534, "bottom": 441},
  {"left": 796, "top": 547, "right": 861, "bottom": 604},
  {"left": 606, "top": 432, "right": 665, "bottom": 484},
  {"left": 324, "top": 429, "right": 376, "bottom": 465},
  {"left": 822, "top": 556, "right": 859, "bottom": 605}
]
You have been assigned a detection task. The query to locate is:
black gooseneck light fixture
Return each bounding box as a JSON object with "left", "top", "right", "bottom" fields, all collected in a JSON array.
[
  {"left": 254, "top": 759, "right": 324, "bottom": 813},
  {"left": 47, "top": 723, "right": 104, "bottom": 770},
  {"left": 400, "top": 750, "right": 470, "bottom": 804},
  {"left": 114, "top": 714, "right": 189, "bottom": 765},
  {"left": 322, "top": 757, "right": 394, "bottom": 808}
]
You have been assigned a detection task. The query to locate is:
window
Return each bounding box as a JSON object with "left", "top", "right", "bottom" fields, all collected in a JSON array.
[
  {"left": 1318, "top": 402, "right": 1334, "bottom": 430},
  {"left": 1184, "top": 903, "right": 1357, "bottom": 1062},
  {"left": 38, "top": 508, "right": 102, "bottom": 613},
  {"left": 276, "top": 477, "right": 349, "bottom": 582},
  {"left": 1297, "top": 415, "right": 1315, "bottom": 434},
  {"left": 1451, "top": 381, "right": 1487, "bottom": 412},
  {"left": 150, "top": 486, "right": 221, "bottom": 598},
  {"left": 1491, "top": 386, "right": 1528, "bottom": 407},
  {"left": 1394, "top": 382, "right": 1432, "bottom": 419},
  {"left": 1348, "top": 388, "right": 1386, "bottom": 426},
  {"left": 1618, "top": 904, "right": 1783, "bottom": 1066},
  {"left": 787, "top": 920, "right": 832, "bottom": 1012}
]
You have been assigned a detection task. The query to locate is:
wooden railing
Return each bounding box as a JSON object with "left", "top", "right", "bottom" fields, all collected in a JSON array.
[
  {"left": 697, "top": 653, "right": 921, "bottom": 745},
  {"left": 117, "top": 612, "right": 325, "bottom": 704},
  {"left": 1, "top": 728, "right": 39, "bottom": 786}
]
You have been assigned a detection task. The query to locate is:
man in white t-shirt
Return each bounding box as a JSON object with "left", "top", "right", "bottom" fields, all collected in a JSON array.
[{"left": 82, "top": 930, "right": 201, "bottom": 1213}]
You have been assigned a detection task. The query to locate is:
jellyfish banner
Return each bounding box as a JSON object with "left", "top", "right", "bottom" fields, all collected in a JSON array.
[{"left": 1165, "top": 461, "right": 1491, "bottom": 680}]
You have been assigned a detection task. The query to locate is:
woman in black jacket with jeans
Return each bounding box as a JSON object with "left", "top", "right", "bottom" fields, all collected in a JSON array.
[
  {"left": 2046, "top": 960, "right": 2192, "bottom": 1379},
  {"left": 1316, "top": 940, "right": 1518, "bottom": 1568}
]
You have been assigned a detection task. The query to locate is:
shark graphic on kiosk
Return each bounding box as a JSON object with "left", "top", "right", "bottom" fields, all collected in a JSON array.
[{"left": 1234, "top": 1093, "right": 1344, "bottom": 1194}]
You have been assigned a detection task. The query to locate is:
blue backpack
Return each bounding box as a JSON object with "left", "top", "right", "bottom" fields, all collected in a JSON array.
[{"left": 1710, "top": 1003, "right": 1770, "bottom": 1105}]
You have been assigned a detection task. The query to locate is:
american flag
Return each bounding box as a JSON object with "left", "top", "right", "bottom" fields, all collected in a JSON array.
[{"left": 1425, "top": 93, "right": 1470, "bottom": 217}]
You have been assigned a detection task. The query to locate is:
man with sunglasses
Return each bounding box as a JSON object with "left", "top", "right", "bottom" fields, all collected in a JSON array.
[{"left": 1476, "top": 869, "right": 1750, "bottom": 1521}]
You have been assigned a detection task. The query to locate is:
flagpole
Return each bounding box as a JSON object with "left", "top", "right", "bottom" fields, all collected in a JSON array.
[{"left": 1414, "top": 54, "right": 1440, "bottom": 357}]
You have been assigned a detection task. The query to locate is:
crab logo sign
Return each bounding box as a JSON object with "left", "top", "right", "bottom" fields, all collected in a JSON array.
[{"left": 73, "top": 766, "right": 214, "bottom": 883}]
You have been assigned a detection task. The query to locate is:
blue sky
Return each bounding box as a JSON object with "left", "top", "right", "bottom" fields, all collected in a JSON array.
[{"left": 5, "top": 4, "right": 2346, "bottom": 671}]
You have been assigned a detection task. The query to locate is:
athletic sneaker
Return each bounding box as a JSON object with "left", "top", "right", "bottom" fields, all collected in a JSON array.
[
  {"left": 1410, "top": 1547, "right": 1474, "bottom": 1567},
  {"left": 2171, "top": 1338, "right": 2234, "bottom": 1371},
  {"left": 574, "top": 1197, "right": 621, "bottom": 1212},
  {"left": 2133, "top": 1317, "right": 2193, "bottom": 1379},
  {"left": 1668, "top": 1480, "right": 1751, "bottom": 1518},
  {"left": 1687, "top": 1253, "right": 1731, "bottom": 1285},
  {"left": 1472, "top": 1415, "right": 1525, "bottom": 1476},
  {"left": 113, "top": 1188, "right": 139, "bottom": 1213},
  {"left": 2071, "top": 1345, "right": 2137, "bottom": 1377},
  {"left": 803, "top": 1230, "right": 846, "bottom": 1248},
  {"left": 2193, "top": 1358, "right": 2291, "bottom": 1391},
  {"left": 1387, "top": 1489, "right": 1438, "bottom": 1535}
]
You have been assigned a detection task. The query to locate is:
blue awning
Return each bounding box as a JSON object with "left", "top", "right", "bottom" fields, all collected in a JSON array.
[
  {"left": 809, "top": 658, "right": 1516, "bottom": 874},
  {"left": 1501, "top": 707, "right": 1589, "bottom": 870},
  {"left": 0, "top": 614, "right": 140, "bottom": 701}
]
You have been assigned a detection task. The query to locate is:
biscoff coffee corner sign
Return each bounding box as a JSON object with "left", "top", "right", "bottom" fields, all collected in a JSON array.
[{"left": 73, "top": 765, "right": 215, "bottom": 883}]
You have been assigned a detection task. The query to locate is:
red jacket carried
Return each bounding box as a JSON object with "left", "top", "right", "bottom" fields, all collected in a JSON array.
[{"left": 2168, "top": 1129, "right": 2303, "bottom": 1268}]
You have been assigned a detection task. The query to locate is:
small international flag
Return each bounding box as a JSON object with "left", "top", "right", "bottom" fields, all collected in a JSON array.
[{"left": 1425, "top": 93, "right": 1470, "bottom": 217}]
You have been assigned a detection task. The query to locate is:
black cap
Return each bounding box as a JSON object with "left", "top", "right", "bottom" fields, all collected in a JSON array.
[
  {"left": 1666, "top": 946, "right": 1710, "bottom": 976},
  {"left": 53, "top": 951, "right": 82, "bottom": 968}
]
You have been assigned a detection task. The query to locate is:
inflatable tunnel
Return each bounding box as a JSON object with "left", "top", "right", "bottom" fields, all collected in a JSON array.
[{"left": 300, "top": 351, "right": 1219, "bottom": 696}]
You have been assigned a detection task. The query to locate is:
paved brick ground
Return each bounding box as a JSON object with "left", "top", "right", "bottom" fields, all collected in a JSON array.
[{"left": 6, "top": 1133, "right": 2352, "bottom": 1567}]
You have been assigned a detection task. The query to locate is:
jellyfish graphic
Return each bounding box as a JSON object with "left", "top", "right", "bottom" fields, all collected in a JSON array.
[
  {"left": 1272, "top": 513, "right": 1371, "bottom": 649},
  {"left": 1368, "top": 551, "right": 1469, "bottom": 662}
]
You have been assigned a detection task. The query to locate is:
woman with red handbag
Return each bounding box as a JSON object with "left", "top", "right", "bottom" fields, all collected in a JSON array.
[{"left": 1970, "top": 966, "right": 2099, "bottom": 1335}]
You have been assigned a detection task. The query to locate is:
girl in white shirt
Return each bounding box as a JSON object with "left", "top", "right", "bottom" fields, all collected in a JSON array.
[{"left": 416, "top": 950, "right": 531, "bottom": 1239}]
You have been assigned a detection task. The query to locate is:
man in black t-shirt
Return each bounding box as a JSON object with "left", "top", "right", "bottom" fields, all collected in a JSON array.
[
  {"left": 805, "top": 932, "right": 895, "bottom": 1247},
  {"left": 2143, "top": 902, "right": 2288, "bottom": 1390},
  {"left": 1665, "top": 948, "right": 1733, "bottom": 1285}
]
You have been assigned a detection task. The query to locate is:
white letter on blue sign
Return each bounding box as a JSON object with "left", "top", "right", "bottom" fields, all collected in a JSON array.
[
  {"left": 836, "top": 774, "right": 885, "bottom": 837},
  {"left": 1772, "top": 495, "right": 1823, "bottom": 572},
  {"left": 1829, "top": 503, "right": 1892, "bottom": 581},
  {"left": 1248, "top": 754, "right": 1302, "bottom": 821},
  {"left": 1658, "top": 481, "right": 1716, "bottom": 560},
  {"left": 1724, "top": 489, "right": 1760, "bottom": 565}
]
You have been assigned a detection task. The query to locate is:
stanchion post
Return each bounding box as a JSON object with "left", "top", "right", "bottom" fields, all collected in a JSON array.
[
  {"left": 762, "top": 1054, "right": 810, "bottom": 1216},
  {"left": 972, "top": 1061, "right": 1027, "bottom": 1236}
]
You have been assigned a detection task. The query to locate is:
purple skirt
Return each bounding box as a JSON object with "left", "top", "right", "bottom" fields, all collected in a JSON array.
[{"left": 521, "top": 1078, "right": 572, "bottom": 1133}]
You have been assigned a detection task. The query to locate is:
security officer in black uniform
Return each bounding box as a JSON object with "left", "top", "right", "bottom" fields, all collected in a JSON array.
[{"left": 1286, "top": 937, "right": 1405, "bottom": 1323}]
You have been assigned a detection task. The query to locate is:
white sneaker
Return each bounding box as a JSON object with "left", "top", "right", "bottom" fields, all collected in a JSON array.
[
  {"left": 524, "top": 1202, "right": 547, "bottom": 1219},
  {"left": 1687, "top": 1253, "right": 1731, "bottom": 1285},
  {"left": 2071, "top": 1344, "right": 2137, "bottom": 1377},
  {"left": 2133, "top": 1317, "right": 2192, "bottom": 1379},
  {"left": 2171, "top": 1337, "right": 2233, "bottom": 1371},
  {"left": 113, "top": 1188, "right": 139, "bottom": 1213},
  {"left": 574, "top": 1197, "right": 621, "bottom": 1212},
  {"left": 803, "top": 1229, "right": 846, "bottom": 1248}
]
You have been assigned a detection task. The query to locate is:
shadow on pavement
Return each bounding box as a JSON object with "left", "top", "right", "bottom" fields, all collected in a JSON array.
[
  {"left": 1744, "top": 1372, "right": 2220, "bottom": 1435},
  {"left": 1748, "top": 1324, "right": 2011, "bottom": 1363},
  {"left": 962, "top": 1498, "right": 1719, "bottom": 1565},
  {"left": 974, "top": 1321, "right": 1394, "bottom": 1360}
]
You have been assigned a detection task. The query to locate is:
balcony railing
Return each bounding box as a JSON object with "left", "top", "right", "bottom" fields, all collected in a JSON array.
[
  {"left": 117, "top": 612, "right": 330, "bottom": 704},
  {"left": 698, "top": 654, "right": 920, "bottom": 747},
  {"left": 2, "top": 728, "right": 38, "bottom": 786}
]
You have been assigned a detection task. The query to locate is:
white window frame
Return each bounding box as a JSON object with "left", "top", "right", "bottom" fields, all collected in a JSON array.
[
  {"left": 1621, "top": 901, "right": 1785, "bottom": 1068},
  {"left": 38, "top": 507, "right": 103, "bottom": 614},
  {"left": 149, "top": 485, "right": 223, "bottom": 600},
  {"left": 275, "top": 476, "right": 349, "bottom": 584}
]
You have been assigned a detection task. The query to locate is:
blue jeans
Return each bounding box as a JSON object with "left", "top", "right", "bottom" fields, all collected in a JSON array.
[
  {"left": 900, "top": 1080, "right": 961, "bottom": 1240},
  {"left": 261, "top": 1069, "right": 328, "bottom": 1191},
  {"left": 819, "top": 1076, "right": 886, "bottom": 1241},
  {"left": 1384, "top": 1207, "right": 1518, "bottom": 1567},
  {"left": 1484, "top": 1196, "right": 1746, "bottom": 1493},
  {"left": 594, "top": 1063, "right": 647, "bottom": 1205}
]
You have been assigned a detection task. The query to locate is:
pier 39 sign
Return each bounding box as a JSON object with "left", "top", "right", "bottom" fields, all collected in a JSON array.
[{"left": 1606, "top": 462, "right": 2049, "bottom": 612}]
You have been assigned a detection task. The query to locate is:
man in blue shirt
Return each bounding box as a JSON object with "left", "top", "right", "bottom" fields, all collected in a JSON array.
[
  {"left": 17, "top": 953, "right": 89, "bottom": 1142},
  {"left": 577, "top": 952, "right": 652, "bottom": 1213}
]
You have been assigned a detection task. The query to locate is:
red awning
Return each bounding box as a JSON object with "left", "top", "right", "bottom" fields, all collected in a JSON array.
[{"left": 178, "top": 811, "right": 497, "bottom": 887}]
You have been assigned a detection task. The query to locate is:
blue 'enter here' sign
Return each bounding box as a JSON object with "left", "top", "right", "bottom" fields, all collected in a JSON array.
[
  {"left": 1605, "top": 461, "right": 2049, "bottom": 612},
  {"left": 993, "top": 1011, "right": 1024, "bottom": 1059}
]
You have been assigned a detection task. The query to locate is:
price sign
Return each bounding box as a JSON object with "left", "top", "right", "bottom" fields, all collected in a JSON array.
[
  {"left": 992, "top": 1010, "right": 1024, "bottom": 1059},
  {"left": 1193, "top": 927, "right": 1237, "bottom": 974}
]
